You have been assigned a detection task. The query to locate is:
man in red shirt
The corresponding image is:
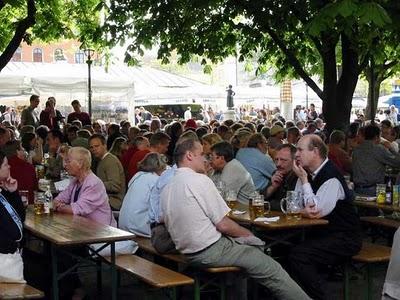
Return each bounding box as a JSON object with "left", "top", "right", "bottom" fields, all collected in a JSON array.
[
  {"left": 127, "top": 132, "right": 170, "bottom": 181},
  {"left": 2, "top": 140, "right": 37, "bottom": 204},
  {"left": 67, "top": 100, "right": 91, "bottom": 126}
]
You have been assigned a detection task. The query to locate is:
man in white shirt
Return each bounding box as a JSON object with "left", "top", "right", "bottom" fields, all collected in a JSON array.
[
  {"left": 184, "top": 106, "right": 192, "bottom": 121},
  {"left": 161, "top": 139, "right": 310, "bottom": 300},
  {"left": 289, "top": 134, "right": 361, "bottom": 300}
]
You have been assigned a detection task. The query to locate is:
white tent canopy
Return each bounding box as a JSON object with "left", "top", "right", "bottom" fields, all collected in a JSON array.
[{"left": 0, "top": 62, "right": 329, "bottom": 114}]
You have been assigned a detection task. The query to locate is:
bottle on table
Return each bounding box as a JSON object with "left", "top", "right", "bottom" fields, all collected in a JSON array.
[
  {"left": 386, "top": 179, "right": 392, "bottom": 205},
  {"left": 43, "top": 186, "right": 53, "bottom": 214}
]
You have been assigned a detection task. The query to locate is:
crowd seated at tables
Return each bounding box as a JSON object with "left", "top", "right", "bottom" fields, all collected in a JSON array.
[{"left": 1, "top": 96, "right": 400, "bottom": 299}]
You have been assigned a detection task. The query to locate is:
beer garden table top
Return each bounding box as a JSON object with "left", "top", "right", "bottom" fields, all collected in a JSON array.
[{"left": 229, "top": 205, "right": 328, "bottom": 231}]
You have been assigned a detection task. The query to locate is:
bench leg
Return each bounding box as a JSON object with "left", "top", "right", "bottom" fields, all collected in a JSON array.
[
  {"left": 96, "top": 259, "right": 102, "bottom": 296},
  {"left": 219, "top": 276, "right": 226, "bottom": 300},
  {"left": 50, "top": 244, "right": 59, "bottom": 300},
  {"left": 366, "top": 264, "right": 372, "bottom": 300},
  {"left": 343, "top": 263, "right": 350, "bottom": 300},
  {"left": 194, "top": 278, "right": 201, "bottom": 300},
  {"left": 171, "top": 287, "right": 177, "bottom": 300}
]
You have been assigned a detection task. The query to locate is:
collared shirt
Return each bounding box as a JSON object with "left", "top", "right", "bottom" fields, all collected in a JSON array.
[
  {"left": 352, "top": 140, "right": 400, "bottom": 186},
  {"left": 119, "top": 171, "right": 159, "bottom": 237},
  {"left": 294, "top": 158, "right": 345, "bottom": 217},
  {"left": 161, "top": 167, "right": 230, "bottom": 254},
  {"left": 148, "top": 165, "right": 177, "bottom": 223}
]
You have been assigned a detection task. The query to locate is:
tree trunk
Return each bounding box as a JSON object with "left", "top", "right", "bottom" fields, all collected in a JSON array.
[
  {"left": 365, "top": 76, "right": 382, "bottom": 121},
  {"left": 323, "top": 34, "right": 360, "bottom": 133},
  {"left": 0, "top": 0, "right": 36, "bottom": 73}
]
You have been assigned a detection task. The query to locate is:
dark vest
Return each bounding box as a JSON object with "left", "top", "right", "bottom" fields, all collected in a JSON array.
[{"left": 310, "top": 160, "right": 361, "bottom": 235}]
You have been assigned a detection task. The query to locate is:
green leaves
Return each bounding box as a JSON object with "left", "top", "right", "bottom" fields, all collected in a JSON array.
[{"left": 0, "top": 0, "right": 103, "bottom": 59}]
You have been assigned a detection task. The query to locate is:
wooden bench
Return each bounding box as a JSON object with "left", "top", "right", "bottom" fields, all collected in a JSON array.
[
  {"left": 133, "top": 236, "right": 241, "bottom": 273},
  {"left": 361, "top": 216, "right": 400, "bottom": 229},
  {"left": 344, "top": 242, "right": 392, "bottom": 300},
  {"left": 0, "top": 283, "right": 44, "bottom": 299},
  {"left": 104, "top": 255, "right": 193, "bottom": 299},
  {"left": 133, "top": 236, "right": 241, "bottom": 300}
]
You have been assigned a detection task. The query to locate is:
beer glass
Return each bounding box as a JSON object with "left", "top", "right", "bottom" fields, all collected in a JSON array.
[
  {"left": 252, "top": 194, "right": 265, "bottom": 218},
  {"left": 226, "top": 190, "right": 237, "bottom": 209},
  {"left": 280, "top": 191, "right": 303, "bottom": 220},
  {"left": 34, "top": 192, "right": 45, "bottom": 215}
]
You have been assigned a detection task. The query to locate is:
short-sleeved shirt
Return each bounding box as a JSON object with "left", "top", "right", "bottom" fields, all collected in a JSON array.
[
  {"left": 211, "top": 159, "right": 256, "bottom": 205},
  {"left": 161, "top": 167, "right": 230, "bottom": 254}
]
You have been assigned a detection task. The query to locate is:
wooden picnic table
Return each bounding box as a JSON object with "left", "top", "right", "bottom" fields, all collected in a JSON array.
[
  {"left": 361, "top": 216, "right": 400, "bottom": 229},
  {"left": 354, "top": 200, "right": 400, "bottom": 213},
  {"left": 24, "top": 206, "right": 135, "bottom": 300},
  {"left": 229, "top": 205, "right": 328, "bottom": 230},
  {"left": 229, "top": 204, "right": 328, "bottom": 248}
]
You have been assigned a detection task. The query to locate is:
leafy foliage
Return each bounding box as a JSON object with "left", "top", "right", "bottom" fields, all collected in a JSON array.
[
  {"left": 0, "top": 0, "right": 103, "bottom": 71},
  {"left": 102, "top": 0, "right": 400, "bottom": 129}
]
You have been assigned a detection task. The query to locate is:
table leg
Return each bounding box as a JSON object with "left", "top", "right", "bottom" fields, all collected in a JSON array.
[
  {"left": 111, "top": 242, "right": 117, "bottom": 300},
  {"left": 50, "top": 243, "right": 59, "bottom": 300}
]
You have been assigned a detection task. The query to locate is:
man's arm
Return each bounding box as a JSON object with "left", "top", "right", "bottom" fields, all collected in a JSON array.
[
  {"left": 216, "top": 216, "right": 253, "bottom": 237},
  {"left": 377, "top": 145, "right": 400, "bottom": 168},
  {"left": 265, "top": 171, "right": 284, "bottom": 198}
]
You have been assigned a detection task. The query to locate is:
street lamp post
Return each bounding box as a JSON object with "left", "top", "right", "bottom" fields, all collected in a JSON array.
[{"left": 84, "top": 49, "right": 94, "bottom": 117}]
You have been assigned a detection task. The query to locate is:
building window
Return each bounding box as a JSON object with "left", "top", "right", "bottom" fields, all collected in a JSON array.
[
  {"left": 54, "top": 48, "right": 66, "bottom": 62},
  {"left": 75, "top": 51, "right": 85, "bottom": 64},
  {"left": 11, "top": 47, "right": 22, "bottom": 62},
  {"left": 33, "top": 48, "right": 43, "bottom": 62}
]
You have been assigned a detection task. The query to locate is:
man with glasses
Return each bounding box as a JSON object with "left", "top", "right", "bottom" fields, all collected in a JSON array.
[{"left": 209, "top": 141, "right": 256, "bottom": 205}]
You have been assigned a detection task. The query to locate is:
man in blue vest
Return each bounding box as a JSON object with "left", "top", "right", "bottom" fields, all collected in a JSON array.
[{"left": 289, "top": 134, "right": 362, "bottom": 300}]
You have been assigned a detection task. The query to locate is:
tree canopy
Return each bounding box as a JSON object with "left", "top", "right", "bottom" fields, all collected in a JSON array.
[
  {"left": 0, "top": 0, "right": 102, "bottom": 72},
  {"left": 103, "top": 0, "right": 400, "bottom": 131}
]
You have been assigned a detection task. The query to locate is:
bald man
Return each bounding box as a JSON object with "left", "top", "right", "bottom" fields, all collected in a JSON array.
[{"left": 288, "top": 134, "right": 362, "bottom": 300}]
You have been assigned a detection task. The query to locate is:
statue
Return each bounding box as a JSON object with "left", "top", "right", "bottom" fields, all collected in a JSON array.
[{"left": 226, "top": 84, "right": 235, "bottom": 109}]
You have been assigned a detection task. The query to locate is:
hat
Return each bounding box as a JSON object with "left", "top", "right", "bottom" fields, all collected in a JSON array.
[
  {"left": 185, "top": 119, "right": 197, "bottom": 129},
  {"left": 270, "top": 125, "right": 285, "bottom": 136}
]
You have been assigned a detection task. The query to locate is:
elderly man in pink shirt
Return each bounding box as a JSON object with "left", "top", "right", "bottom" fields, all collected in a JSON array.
[{"left": 54, "top": 147, "right": 116, "bottom": 227}]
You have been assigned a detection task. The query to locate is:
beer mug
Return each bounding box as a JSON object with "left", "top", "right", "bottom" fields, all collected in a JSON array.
[
  {"left": 35, "top": 165, "right": 45, "bottom": 179},
  {"left": 34, "top": 192, "right": 45, "bottom": 215},
  {"left": 215, "top": 180, "right": 226, "bottom": 199},
  {"left": 280, "top": 191, "right": 303, "bottom": 220},
  {"left": 252, "top": 194, "right": 267, "bottom": 218},
  {"left": 226, "top": 190, "right": 237, "bottom": 209}
]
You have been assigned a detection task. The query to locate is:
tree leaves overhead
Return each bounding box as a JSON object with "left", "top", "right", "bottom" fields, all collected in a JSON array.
[
  {"left": 0, "top": 0, "right": 103, "bottom": 72},
  {"left": 102, "top": 0, "right": 400, "bottom": 130}
]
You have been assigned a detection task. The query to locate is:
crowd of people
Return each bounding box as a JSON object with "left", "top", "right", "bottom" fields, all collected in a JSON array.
[{"left": 0, "top": 94, "right": 399, "bottom": 299}]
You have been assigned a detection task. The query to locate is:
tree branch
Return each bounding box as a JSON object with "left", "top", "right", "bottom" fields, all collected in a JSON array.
[
  {"left": 0, "top": 0, "right": 36, "bottom": 72},
  {"left": 290, "top": 6, "right": 324, "bottom": 55},
  {"left": 265, "top": 26, "right": 324, "bottom": 100},
  {"left": 383, "top": 60, "right": 398, "bottom": 71}
]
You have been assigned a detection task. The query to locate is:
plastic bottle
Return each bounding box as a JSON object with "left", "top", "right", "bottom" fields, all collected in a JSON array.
[
  {"left": 44, "top": 186, "right": 53, "bottom": 214},
  {"left": 386, "top": 179, "right": 392, "bottom": 205}
]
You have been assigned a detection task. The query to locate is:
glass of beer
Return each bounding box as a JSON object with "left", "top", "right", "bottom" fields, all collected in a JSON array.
[
  {"left": 226, "top": 190, "right": 237, "bottom": 209},
  {"left": 252, "top": 194, "right": 265, "bottom": 218},
  {"left": 34, "top": 192, "right": 45, "bottom": 215},
  {"left": 215, "top": 180, "right": 226, "bottom": 199},
  {"left": 35, "top": 165, "right": 45, "bottom": 179},
  {"left": 281, "top": 191, "right": 303, "bottom": 220}
]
